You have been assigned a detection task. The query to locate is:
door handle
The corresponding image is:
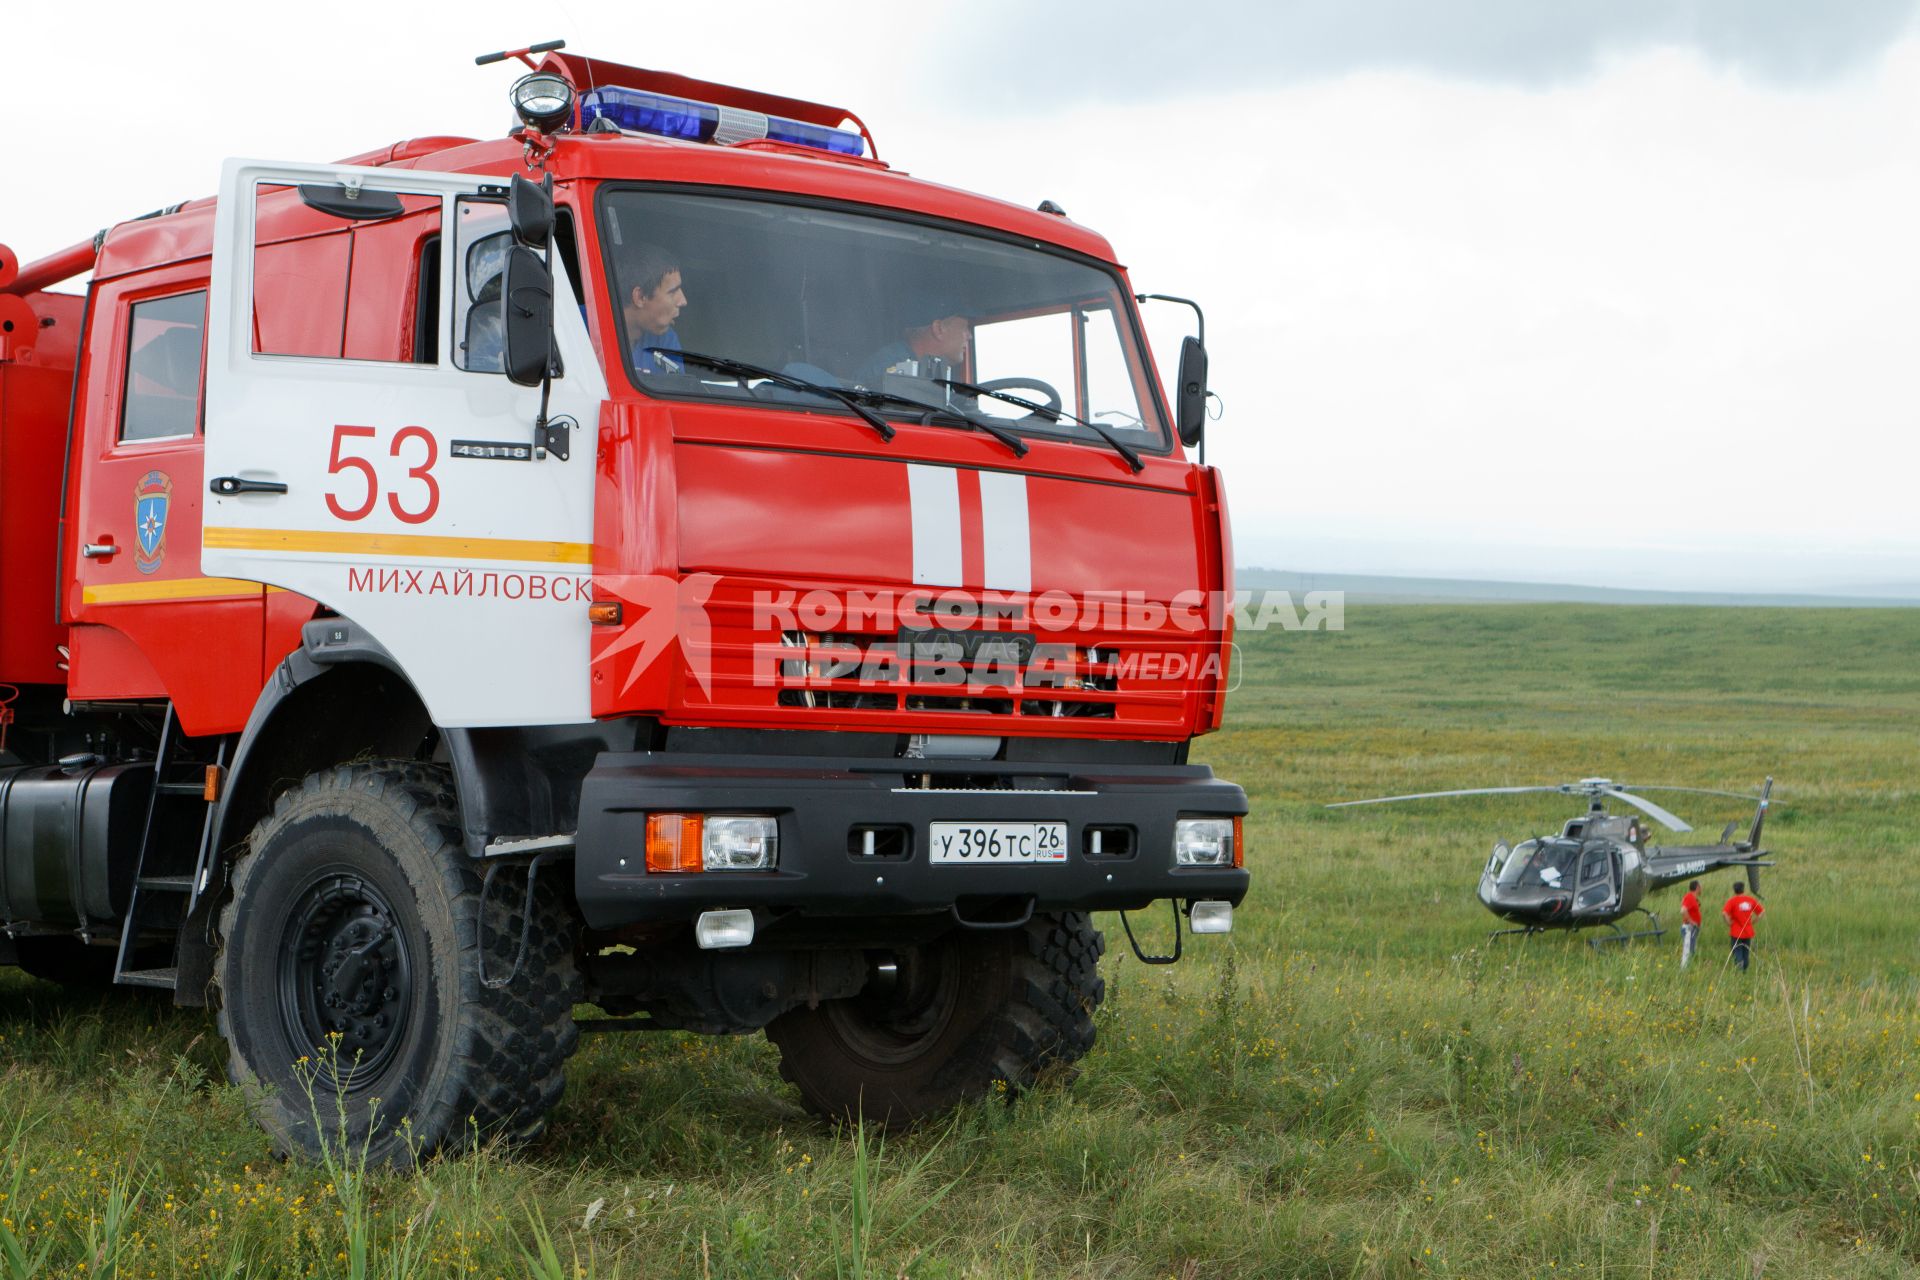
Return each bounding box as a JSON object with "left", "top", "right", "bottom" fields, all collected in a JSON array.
[
  {"left": 210, "top": 476, "right": 289, "bottom": 496},
  {"left": 81, "top": 538, "right": 117, "bottom": 560}
]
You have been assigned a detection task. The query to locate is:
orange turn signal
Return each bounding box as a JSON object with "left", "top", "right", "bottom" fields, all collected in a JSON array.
[
  {"left": 588, "top": 602, "right": 623, "bottom": 626},
  {"left": 1233, "top": 815, "right": 1244, "bottom": 869},
  {"left": 645, "top": 813, "right": 705, "bottom": 873}
]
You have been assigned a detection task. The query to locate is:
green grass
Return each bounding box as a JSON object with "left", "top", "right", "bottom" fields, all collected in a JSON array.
[{"left": 3, "top": 604, "right": 1917, "bottom": 1278}]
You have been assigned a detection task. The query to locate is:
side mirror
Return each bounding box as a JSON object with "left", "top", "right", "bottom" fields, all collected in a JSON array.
[
  {"left": 1175, "top": 335, "right": 1208, "bottom": 448},
  {"left": 502, "top": 245, "right": 554, "bottom": 387},
  {"left": 509, "top": 172, "right": 553, "bottom": 250}
]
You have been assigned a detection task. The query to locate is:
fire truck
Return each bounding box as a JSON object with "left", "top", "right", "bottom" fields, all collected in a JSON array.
[{"left": 0, "top": 44, "right": 1246, "bottom": 1162}]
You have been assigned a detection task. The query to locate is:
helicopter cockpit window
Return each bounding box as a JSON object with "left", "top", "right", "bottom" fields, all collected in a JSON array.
[
  {"left": 1493, "top": 842, "right": 1533, "bottom": 888},
  {"left": 1495, "top": 840, "right": 1579, "bottom": 890},
  {"left": 1580, "top": 849, "right": 1610, "bottom": 884}
]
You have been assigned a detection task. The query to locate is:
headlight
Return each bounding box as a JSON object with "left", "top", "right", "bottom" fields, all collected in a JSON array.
[
  {"left": 703, "top": 816, "right": 779, "bottom": 870},
  {"left": 644, "top": 814, "right": 779, "bottom": 871},
  {"left": 1173, "top": 817, "right": 1237, "bottom": 866}
]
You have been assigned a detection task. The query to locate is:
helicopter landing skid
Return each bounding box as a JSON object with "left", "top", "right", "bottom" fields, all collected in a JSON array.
[
  {"left": 1585, "top": 910, "right": 1664, "bottom": 951},
  {"left": 1487, "top": 924, "right": 1548, "bottom": 942}
]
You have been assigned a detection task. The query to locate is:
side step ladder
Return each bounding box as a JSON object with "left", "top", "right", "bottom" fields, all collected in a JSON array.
[{"left": 114, "top": 705, "right": 229, "bottom": 994}]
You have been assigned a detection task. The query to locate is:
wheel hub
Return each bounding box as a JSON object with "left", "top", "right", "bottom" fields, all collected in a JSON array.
[
  {"left": 278, "top": 874, "right": 413, "bottom": 1085},
  {"left": 825, "top": 942, "right": 962, "bottom": 1065}
]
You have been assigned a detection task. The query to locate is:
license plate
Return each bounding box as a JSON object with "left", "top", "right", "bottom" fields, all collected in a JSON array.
[{"left": 930, "top": 821, "right": 1068, "bottom": 864}]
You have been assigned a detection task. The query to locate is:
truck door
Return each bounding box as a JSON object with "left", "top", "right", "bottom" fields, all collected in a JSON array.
[
  {"left": 65, "top": 267, "right": 266, "bottom": 734},
  {"left": 202, "top": 160, "right": 606, "bottom": 728}
]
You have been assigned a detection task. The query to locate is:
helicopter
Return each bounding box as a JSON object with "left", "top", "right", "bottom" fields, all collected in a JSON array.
[{"left": 1328, "top": 778, "right": 1775, "bottom": 946}]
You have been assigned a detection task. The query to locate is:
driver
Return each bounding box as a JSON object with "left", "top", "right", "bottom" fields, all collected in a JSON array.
[
  {"left": 621, "top": 243, "right": 687, "bottom": 376},
  {"left": 854, "top": 310, "right": 970, "bottom": 388}
]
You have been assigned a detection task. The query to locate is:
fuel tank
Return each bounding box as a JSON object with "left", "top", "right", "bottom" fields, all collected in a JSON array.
[{"left": 0, "top": 762, "right": 151, "bottom": 929}]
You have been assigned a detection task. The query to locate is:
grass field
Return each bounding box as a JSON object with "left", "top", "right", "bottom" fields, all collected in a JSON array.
[{"left": 3, "top": 604, "right": 1918, "bottom": 1278}]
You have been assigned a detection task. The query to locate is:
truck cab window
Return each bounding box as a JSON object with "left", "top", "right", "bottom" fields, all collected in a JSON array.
[
  {"left": 413, "top": 234, "right": 441, "bottom": 364},
  {"left": 454, "top": 197, "right": 511, "bottom": 373},
  {"left": 119, "top": 291, "right": 207, "bottom": 443},
  {"left": 251, "top": 184, "right": 348, "bottom": 358},
  {"left": 968, "top": 304, "right": 1152, "bottom": 434},
  {"left": 453, "top": 203, "right": 583, "bottom": 373},
  {"left": 596, "top": 189, "right": 1171, "bottom": 452},
  {"left": 252, "top": 182, "right": 442, "bottom": 363},
  {"left": 554, "top": 209, "right": 585, "bottom": 308}
]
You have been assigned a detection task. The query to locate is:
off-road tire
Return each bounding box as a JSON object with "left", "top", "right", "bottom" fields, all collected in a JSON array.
[
  {"left": 214, "top": 762, "right": 580, "bottom": 1165},
  {"left": 767, "top": 910, "right": 1105, "bottom": 1128}
]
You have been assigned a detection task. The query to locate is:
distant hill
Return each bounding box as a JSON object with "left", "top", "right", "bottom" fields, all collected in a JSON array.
[{"left": 1238, "top": 567, "right": 1920, "bottom": 608}]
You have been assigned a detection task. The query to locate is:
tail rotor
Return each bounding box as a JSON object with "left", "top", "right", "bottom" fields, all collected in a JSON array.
[
  {"left": 1744, "top": 777, "right": 1772, "bottom": 852},
  {"left": 1739, "top": 777, "right": 1773, "bottom": 898}
]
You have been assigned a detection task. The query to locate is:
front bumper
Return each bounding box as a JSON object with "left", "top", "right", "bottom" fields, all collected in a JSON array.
[{"left": 573, "top": 751, "right": 1249, "bottom": 929}]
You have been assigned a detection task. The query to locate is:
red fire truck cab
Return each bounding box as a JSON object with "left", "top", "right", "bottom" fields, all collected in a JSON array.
[{"left": 0, "top": 49, "right": 1245, "bottom": 1161}]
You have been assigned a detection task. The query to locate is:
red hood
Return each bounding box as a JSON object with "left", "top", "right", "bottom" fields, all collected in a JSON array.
[{"left": 590, "top": 401, "right": 1230, "bottom": 740}]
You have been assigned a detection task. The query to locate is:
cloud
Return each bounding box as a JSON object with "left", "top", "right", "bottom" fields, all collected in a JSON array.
[
  {"left": 943, "top": 0, "right": 1919, "bottom": 103},
  {"left": 895, "top": 33, "right": 1920, "bottom": 594}
]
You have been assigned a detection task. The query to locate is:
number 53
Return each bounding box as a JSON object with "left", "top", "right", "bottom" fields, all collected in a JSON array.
[{"left": 325, "top": 424, "right": 440, "bottom": 525}]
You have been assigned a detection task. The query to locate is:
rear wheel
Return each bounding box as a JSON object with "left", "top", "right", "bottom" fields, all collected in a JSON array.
[
  {"left": 767, "top": 911, "right": 1104, "bottom": 1128},
  {"left": 214, "top": 762, "right": 580, "bottom": 1165}
]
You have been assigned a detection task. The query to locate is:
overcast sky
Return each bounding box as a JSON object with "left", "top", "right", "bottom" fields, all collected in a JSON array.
[{"left": 9, "top": 1, "right": 1917, "bottom": 595}]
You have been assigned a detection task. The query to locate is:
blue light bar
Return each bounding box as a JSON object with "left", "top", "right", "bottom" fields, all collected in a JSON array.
[
  {"left": 764, "top": 117, "right": 865, "bottom": 156},
  {"left": 581, "top": 86, "right": 865, "bottom": 157}
]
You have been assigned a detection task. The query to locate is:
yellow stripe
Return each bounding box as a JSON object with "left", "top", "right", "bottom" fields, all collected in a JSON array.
[
  {"left": 83, "top": 577, "right": 265, "bottom": 604},
  {"left": 203, "top": 526, "right": 593, "bottom": 565}
]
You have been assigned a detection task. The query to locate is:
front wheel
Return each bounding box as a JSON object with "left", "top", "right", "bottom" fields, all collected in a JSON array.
[
  {"left": 214, "top": 763, "right": 581, "bottom": 1165},
  {"left": 766, "top": 911, "right": 1104, "bottom": 1128}
]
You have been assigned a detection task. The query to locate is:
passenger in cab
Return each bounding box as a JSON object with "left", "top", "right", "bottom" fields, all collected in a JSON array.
[
  {"left": 854, "top": 309, "right": 969, "bottom": 388},
  {"left": 621, "top": 243, "right": 687, "bottom": 375}
]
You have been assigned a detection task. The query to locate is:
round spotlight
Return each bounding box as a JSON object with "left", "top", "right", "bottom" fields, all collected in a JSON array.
[{"left": 510, "top": 72, "right": 575, "bottom": 133}]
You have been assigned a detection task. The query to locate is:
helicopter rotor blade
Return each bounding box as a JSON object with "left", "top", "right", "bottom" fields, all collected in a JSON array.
[
  {"left": 1608, "top": 784, "right": 1762, "bottom": 801},
  {"left": 1326, "top": 786, "right": 1566, "bottom": 809},
  {"left": 1601, "top": 789, "right": 1692, "bottom": 833}
]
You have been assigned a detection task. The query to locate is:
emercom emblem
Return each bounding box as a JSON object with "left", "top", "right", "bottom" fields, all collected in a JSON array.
[{"left": 134, "top": 469, "right": 172, "bottom": 575}]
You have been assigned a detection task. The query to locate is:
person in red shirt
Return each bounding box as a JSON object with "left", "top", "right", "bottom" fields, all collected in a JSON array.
[
  {"left": 1723, "top": 882, "right": 1765, "bottom": 972},
  {"left": 1679, "top": 880, "right": 1703, "bottom": 968}
]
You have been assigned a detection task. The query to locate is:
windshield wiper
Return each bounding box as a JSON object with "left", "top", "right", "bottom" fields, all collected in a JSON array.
[
  {"left": 653, "top": 349, "right": 896, "bottom": 443},
  {"left": 936, "top": 378, "right": 1144, "bottom": 473},
  {"left": 850, "top": 387, "right": 1029, "bottom": 459},
  {"left": 657, "top": 349, "right": 1031, "bottom": 458}
]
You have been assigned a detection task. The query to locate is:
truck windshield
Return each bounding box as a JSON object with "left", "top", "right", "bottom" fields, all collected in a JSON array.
[{"left": 596, "top": 188, "right": 1170, "bottom": 452}]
